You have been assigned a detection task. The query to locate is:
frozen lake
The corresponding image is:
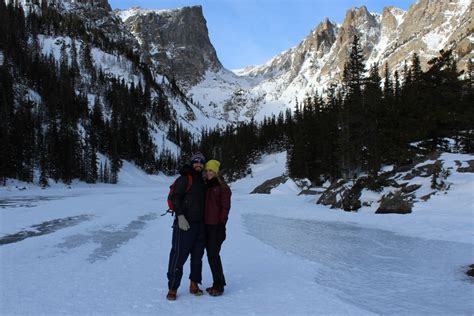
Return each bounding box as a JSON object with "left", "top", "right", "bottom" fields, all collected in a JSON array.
[
  {"left": 1, "top": 149, "right": 473, "bottom": 315},
  {"left": 243, "top": 214, "right": 474, "bottom": 314}
]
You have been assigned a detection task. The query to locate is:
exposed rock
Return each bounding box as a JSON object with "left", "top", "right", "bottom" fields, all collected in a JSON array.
[
  {"left": 341, "top": 186, "right": 362, "bottom": 212},
  {"left": 418, "top": 160, "right": 443, "bottom": 177},
  {"left": 250, "top": 176, "right": 287, "bottom": 194},
  {"left": 317, "top": 178, "right": 363, "bottom": 212},
  {"left": 457, "top": 160, "right": 474, "bottom": 173},
  {"left": 317, "top": 179, "right": 346, "bottom": 208},
  {"left": 298, "top": 190, "right": 321, "bottom": 196},
  {"left": 376, "top": 191, "right": 413, "bottom": 214},
  {"left": 402, "top": 171, "right": 417, "bottom": 181},
  {"left": 467, "top": 264, "right": 474, "bottom": 278},
  {"left": 395, "top": 160, "right": 416, "bottom": 173},
  {"left": 117, "top": 6, "right": 222, "bottom": 86},
  {"left": 425, "top": 151, "right": 442, "bottom": 161},
  {"left": 403, "top": 160, "right": 443, "bottom": 180},
  {"left": 420, "top": 192, "right": 436, "bottom": 202},
  {"left": 401, "top": 184, "right": 422, "bottom": 194}
]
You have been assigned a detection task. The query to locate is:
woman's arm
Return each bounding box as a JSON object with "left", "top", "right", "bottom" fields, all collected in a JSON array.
[{"left": 219, "top": 186, "right": 232, "bottom": 224}]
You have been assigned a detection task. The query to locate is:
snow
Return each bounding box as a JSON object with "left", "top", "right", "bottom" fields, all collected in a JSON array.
[
  {"left": 391, "top": 7, "right": 406, "bottom": 26},
  {"left": 37, "top": 35, "right": 142, "bottom": 86},
  {"left": 1, "top": 160, "right": 473, "bottom": 314},
  {"left": 116, "top": 6, "right": 201, "bottom": 23},
  {"left": 423, "top": 32, "right": 448, "bottom": 52},
  {"left": 232, "top": 151, "right": 287, "bottom": 194}
]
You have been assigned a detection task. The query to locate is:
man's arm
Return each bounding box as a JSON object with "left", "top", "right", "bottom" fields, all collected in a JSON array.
[{"left": 171, "top": 175, "right": 188, "bottom": 216}]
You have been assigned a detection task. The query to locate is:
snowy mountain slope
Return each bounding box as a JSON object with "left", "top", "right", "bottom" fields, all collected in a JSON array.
[
  {"left": 1, "top": 151, "right": 473, "bottom": 314},
  {"left": 6, "top": 0, "right": 226, "bottom": 161}
]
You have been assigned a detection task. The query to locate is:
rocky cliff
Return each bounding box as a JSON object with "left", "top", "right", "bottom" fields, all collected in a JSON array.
[
  {"left": 236, "top": 0, "right": 472, "bottom": 104},
  {"left": 116, "top": 6, "right": 222, "bottom": 86}
]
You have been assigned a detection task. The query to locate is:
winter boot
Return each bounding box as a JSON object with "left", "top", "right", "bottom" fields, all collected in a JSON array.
[
  {"left": 166, "top": 289, "right": 177, "bottom": 301},
  {"left": 190, "top": 281, "right": 203, "bottom": 296},
  {"left": 206, "top": 286, "right": 224, "bottom": 296}
]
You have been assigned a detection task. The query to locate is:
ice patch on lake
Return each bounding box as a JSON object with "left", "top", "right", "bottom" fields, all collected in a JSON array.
[
  {"left": 243, "top": 214, "right": 474, "bottom": 315},
  {"left": 56, "top": 213, "right": 159, "bottom": 263}
]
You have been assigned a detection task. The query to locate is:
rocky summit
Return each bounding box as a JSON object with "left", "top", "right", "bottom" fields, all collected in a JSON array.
[{"left": 116, "top": 6, "right": 222, "bottom": 87}]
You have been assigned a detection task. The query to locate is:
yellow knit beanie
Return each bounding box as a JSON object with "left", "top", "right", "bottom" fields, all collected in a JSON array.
[{"left": 205, "top": 159, "right": 220, "bottom": 175}]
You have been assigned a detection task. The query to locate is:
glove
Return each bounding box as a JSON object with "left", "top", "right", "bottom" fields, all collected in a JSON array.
[{"left": 177, "top": 215, "right": 190, "bottom": 231}]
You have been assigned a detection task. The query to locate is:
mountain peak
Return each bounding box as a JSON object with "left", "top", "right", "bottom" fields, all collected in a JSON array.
[{"left": 117, "top": 4, "right": 222, "bottom": 86}]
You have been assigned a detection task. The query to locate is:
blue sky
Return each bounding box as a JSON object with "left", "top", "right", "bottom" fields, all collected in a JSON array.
[{"left": 109, "top": 0, "right": 414, "bottom": 70}]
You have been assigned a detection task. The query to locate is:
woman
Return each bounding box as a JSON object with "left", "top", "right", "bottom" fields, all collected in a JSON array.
[{"left": 204, "top": 159, "right": 231, "bottom": 296}]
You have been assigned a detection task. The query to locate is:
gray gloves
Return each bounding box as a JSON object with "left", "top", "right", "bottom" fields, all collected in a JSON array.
[{"left": 177, "top": 215, "right": 190, "bottom": 231}]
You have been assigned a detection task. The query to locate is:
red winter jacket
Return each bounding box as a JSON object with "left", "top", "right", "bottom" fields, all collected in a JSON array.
[{"left": 204, "top": 178, "right": 232, "bottom": 225}]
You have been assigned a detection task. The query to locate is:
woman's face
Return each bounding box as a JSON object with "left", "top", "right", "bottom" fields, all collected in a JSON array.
[{"left": 206, "top": 169, "right": 216, "bottom": 180}]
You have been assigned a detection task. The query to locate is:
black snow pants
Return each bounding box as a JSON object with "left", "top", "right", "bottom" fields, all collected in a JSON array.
[
  {"left": 205, "top": 224, "right": 227, "bottom": 290},
  {"left": 167, "top": 220, "right": 205, "bottom": 290}
]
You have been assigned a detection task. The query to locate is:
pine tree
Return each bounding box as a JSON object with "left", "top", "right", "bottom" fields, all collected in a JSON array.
[
  {"left": 339, "top": 34, "right": 366, "bottom": 179},
  {"left": 383, "top": 63, "right": 393, "bottom": 100},
  {"left": 60, "top": 40, "right": 68, "bottom": 67},
  {"left": 80, "top": 40, "right": 94, "bottom": 77},
  {"left": 0, "top": 64, "right": 15, "bottom": 185},
  {"left": 343, "top": 34, "right": 365, "bottom": 98},
  {"left": 70, "top": 37, "right": 79, "bottom": 75},
  {"left": 411, "top": 53, "right": 423, "bottom": 83},
  {"left": 39, "top": 149, "right": 49, "bottom": 188},
  {"left": 363, "top": 63, "right": 383, "bottom": 175}
]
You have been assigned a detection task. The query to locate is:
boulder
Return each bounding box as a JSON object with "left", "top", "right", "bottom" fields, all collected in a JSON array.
[
  {"left": 250, "top": 176, "right": 287, "bottom": 194},
  {"left": 376, "top": 191, "right": 413, "bottom": 214},
  {"left": 341, "top": 188, "right": 362, "bottom": 211},
  {"left": 401, "top": 184, "right": 422, "bottom": 194},
  {"left": 466, "top": 264, "right": 474, "bottom": 278},
  {"left": 416, "top": 160, "right": 442, "bottom": 177},
  {"left": 420, "top": 192, "right": 436, "bottom": 202},
  {"left": 298, "top": 189, "right": 321, "bottom": 196},
  {"left": 402, "top": 160, "right": 443, "bottom": 180},
  {"left": 457, "top": 160, "right": 474, "bottom": 173},
  {"left": 317, "top": 179, "right": 347, "bottom": 208},
  {"left": 317, "top": 179, "right": 362, "bottom": 212}
]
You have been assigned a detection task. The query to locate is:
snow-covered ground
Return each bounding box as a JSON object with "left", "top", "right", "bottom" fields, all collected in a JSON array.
[{"left": 1, "top": 152, "right": 473, "bottom": 315}]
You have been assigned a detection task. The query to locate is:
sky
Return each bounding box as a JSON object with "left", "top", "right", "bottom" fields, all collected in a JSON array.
[{"left": 109, "top": 0, "right": 415, "bottom": 70}]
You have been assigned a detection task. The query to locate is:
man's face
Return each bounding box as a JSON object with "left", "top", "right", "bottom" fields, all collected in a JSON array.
[{"left": 192, "top": 159, "right": 204, "bottom": 172}]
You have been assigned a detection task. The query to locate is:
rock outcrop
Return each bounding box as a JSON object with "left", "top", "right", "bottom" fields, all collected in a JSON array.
[
  {"left": 376, "top": 191, "right": 413, "bottom": 214},
  {"left": 250, "top": 176, "right": 288, "bottom": 194},
  {"left": 117, "top": 6, "right": 222, "bottom": 86}
]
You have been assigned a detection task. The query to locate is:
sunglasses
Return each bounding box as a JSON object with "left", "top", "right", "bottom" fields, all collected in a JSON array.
[{"left": 192, "top": 159, "right": 204, "bottom": 164}]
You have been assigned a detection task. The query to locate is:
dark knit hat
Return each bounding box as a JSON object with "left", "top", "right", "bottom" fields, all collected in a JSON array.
[{"left": 190, "top": 152, "right": 205, "bottom": 164}]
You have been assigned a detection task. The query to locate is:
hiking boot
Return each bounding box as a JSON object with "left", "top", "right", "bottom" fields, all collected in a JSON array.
[
  {"left": 206, "top": 286, "right": 224, "bottom": 296},
  {"left": 166, "top": 289, "right": 177, "bottom": 301},
  {"left": 190, "top": 281, "right": 203, "bottom": 296}
]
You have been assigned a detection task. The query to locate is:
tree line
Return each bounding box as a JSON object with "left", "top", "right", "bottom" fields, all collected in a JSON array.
[{"left": 200, "top": 35, "right": 473, "bottom": 183}]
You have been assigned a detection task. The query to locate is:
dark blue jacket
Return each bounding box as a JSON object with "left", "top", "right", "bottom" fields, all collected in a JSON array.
[{"left": 171, "top": 165, "right": 206, "bottom": 222}]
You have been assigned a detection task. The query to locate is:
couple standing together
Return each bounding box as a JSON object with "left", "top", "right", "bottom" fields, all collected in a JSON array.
[{"left": 166, "top": 152, "right": 232, "bottom": 301}]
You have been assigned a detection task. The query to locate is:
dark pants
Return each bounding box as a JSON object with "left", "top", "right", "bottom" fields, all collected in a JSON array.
[
  {"left": 167, "top": 220, "right": 205, "bottom": 290},
  {"left": 205, "top": 224, "right": 226, "bottom": 290}
]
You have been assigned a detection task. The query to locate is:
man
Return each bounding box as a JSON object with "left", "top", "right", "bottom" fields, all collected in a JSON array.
[{"left": 166, "top": 152, "right": 207, "bottom": 301}]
